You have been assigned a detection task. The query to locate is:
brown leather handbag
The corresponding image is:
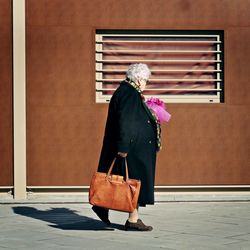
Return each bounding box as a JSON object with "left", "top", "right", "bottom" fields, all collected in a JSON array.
[{"left": 89, "top": 158, "right": 141, "bottom": 212}]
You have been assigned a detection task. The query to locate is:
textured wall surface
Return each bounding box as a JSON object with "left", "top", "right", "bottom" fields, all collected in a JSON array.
[
  {"left": 0, "top": 0, "right": 13, "bottom": 186},
  {"left": 26, "top": 0, "right": 250, "bottom": 185}
]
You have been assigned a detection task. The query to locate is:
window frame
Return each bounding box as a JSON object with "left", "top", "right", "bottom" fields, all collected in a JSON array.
[{"left": 95, "top": 29, "right": 224, "bottom": 103}]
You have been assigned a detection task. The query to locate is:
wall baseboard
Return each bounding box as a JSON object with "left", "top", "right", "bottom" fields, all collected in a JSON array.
[{"left": 1, "top": 189, "right": 250, "bottom": 204}]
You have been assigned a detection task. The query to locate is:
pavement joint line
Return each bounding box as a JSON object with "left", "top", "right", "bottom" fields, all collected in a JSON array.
[{"left": 1, "top": 200, "right": 250, "bottom": 205}]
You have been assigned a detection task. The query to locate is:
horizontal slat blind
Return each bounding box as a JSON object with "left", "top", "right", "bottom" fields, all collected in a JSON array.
[{"left": 96, "top": 30, "right": 224, "bottom": 103}]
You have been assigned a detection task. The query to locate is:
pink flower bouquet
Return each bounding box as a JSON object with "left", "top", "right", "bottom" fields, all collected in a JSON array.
[{"left": 145, "top": 97, "right": 171, "bottom": 123}]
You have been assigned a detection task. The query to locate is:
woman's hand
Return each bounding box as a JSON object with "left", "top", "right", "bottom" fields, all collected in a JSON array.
[{"left": 118, "top": 152, "right": 128, "bottom": 158}]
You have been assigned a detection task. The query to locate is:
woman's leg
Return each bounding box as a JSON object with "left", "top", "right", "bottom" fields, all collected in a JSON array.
[
  {"left": 125, "top": 205, "right": 153, "bottom": 231},
  {"left": 128, "top": 205, "right": 139, "bottom": 223},
  {"left": 92, "top": 206, "right": 110, "bottom": 225}
]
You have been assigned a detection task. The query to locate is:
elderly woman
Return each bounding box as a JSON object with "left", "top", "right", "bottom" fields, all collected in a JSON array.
[{"left": 92, "top": 63, "right": 160, "bottom": 231}]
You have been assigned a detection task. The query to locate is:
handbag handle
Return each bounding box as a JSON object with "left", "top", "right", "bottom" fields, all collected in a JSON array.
[{"left": 107, "top": 157, "right": 129, "bottom": 181}]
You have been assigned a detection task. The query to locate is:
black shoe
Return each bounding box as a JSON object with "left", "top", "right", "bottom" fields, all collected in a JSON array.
[
  {"left": 92, "top": 206, "right": 111, "bottom": 225},
  {"left": 125, "top": 219, "right": 153, "bottom": 231}
]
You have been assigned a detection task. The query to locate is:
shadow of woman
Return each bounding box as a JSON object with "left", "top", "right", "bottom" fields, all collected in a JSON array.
[{"left": 12, "top": 206, "right": 125, "bottom": 231}]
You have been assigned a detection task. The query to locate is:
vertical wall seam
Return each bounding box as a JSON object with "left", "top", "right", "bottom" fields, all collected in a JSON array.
[{"left": 13, "top": 0, "right": 26, "bottom": 199}]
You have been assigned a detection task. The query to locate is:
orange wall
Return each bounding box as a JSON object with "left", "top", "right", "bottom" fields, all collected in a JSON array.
[
  {"left": 0, "top": 0, "right": 13, "bottom": 186},
  {"left": 26, "top": 0, "right": 250, "bottom": 186}
]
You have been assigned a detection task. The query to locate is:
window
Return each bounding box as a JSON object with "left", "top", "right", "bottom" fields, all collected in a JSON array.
[{"left": 95, "top": 30, "right": 224, "bottom": 103}]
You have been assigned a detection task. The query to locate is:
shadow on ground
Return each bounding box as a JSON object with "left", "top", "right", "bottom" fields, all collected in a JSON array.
[{"left": 12, "top": 206, "right": 125, "bottom": 231}]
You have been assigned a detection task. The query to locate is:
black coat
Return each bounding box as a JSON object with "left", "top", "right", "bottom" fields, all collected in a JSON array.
[{"left": 98, "top": 81, "right": 157, "bottom": 206}]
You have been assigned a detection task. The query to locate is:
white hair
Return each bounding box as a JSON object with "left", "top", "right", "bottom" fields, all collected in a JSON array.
[{"left": 126, "top": 63, "right": 151, "bottom": 82}]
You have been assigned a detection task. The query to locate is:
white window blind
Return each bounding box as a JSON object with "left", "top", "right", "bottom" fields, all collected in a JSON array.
[{"left": 95, "top": 30, "right": 224, "bottom": 103}]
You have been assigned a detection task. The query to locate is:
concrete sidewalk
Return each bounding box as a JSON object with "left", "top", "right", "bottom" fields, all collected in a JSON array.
[{"left": 0, "top": 202, "right": 250, "bottom": 250}]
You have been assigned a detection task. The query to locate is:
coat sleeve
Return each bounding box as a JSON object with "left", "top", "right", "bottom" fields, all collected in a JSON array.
[{"left": 116, "top": 88, "right": 140, "bottom": 153}]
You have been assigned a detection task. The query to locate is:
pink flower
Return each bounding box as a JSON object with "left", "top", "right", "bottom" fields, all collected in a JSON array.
[{"left": 145, "top": 97, "right": 171, "bottom": 123}]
